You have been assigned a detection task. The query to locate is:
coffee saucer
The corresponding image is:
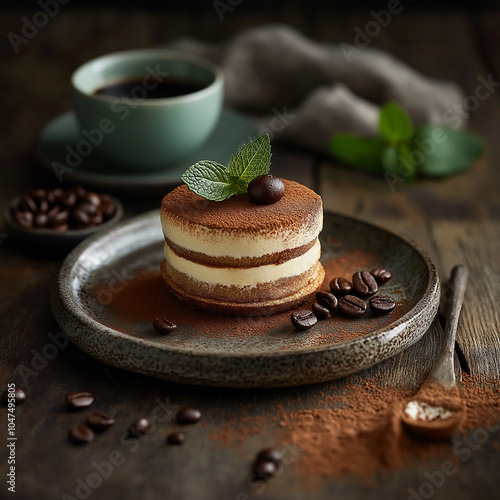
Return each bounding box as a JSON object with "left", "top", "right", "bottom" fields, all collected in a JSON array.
[{"left": 36, "top": 109, "right": 259, "bottom": 192}]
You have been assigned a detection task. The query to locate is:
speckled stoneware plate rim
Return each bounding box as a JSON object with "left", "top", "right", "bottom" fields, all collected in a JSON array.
[{"left": 52, "top": 210, "right": 440, "bottom": 386}]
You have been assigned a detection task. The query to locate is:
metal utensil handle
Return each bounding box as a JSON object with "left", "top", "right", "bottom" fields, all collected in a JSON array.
[{"left": 426, "top": 265, "right": 468, "bottom": 389}]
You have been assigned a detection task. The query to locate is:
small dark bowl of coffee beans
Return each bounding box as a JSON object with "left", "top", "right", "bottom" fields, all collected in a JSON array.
[{"left": 3, "top": 186, "right": 123, "bottom": 251}]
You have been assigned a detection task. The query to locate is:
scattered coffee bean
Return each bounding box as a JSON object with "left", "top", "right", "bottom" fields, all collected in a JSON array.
[
  {"left": 291, "top": 310, "right": 317, "bottom": 331},
  {"left": 176, "top": 407, "right": 202, "bottom": 424},
  {"left": 315, "top": 291, "right": 338, "bottom": 313},
  {"left": 352, "top": 271, "right": 378, "bottom": 297},
  {"left": 10, "top": 186, "right": 117, "bottom": 233},
  {"left": 256, "top": 448, "right": 282, "bottom": 466},
  {"left": 329, "top": 277, "right": 353, "bottom": 297},
  {"left": 1, "top": 388, "right": 26, "bottom": 405},
  {"left": 247, "top": 175, "right": 285, "bottom": 205},
  {"left": 312, "top": 302, "right": 330, "bottom": 319},
  {"left": 68, "top": 425, "right": 94, "bottom": 444},
  {"left": 338, "top": 295, "right": 367, "bottom": 318},
  {"left": 369, "top": 296, "right": 396, "bottom": 315},
  {"left": 128, "top": 418, "right": 152, "bottom": 436},
  {"left": 86, "top": 412, "right": 115, "bottom": 431},
  {"left": 254, "top": 460, "right": 278, "bottom": 480},
  {"left": 167, "top": 431, "right": 186, "bottom": 445},
  {"left": 153, "top": 317, "right": 177, "bottom": 335},
  {"left": 370, "top": 268, "right": 392, "bottom": 284},
  {"left": 66, "top": 391, "right": 94, "bottom": 410}
]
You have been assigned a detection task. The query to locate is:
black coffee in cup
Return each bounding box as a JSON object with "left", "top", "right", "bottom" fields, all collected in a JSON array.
[{"left": 94, "top": 77, "right": 205, "bottom": 99}]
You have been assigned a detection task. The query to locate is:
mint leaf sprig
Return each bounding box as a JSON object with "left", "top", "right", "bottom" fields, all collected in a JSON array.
[
  {"left": 181, "top": 134, "right": 272, "bottom": 201},
  {"left": 330, "top": 102, "right": 484, "bottom": 181}
]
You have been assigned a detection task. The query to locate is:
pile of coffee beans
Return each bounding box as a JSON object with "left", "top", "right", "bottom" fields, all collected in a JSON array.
[
  {"left": 291, "top": 268, "right": 395, "bottom": 330},
  {"left": 9, "top": 186, "right": 116, "bottom": 231}
]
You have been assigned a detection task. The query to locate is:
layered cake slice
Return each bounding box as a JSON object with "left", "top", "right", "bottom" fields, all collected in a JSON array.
[{"left": 160, "top": 179, "right": 324, "bottom": 315}]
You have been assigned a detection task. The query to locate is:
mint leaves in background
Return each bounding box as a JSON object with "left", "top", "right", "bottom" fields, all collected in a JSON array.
[
  {"left": 330, "top": 102, "right": 484, "bottom": 181},
  {"left": 181, "top": 134, "right": 271, "bottom": 201}
]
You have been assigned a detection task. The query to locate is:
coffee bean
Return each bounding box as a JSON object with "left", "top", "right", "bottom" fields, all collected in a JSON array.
[
  {"left": 247, "top": 175, "right": 285, "bottom": 205},
  {"left": 71, "top": 208, "right": 91, "bottom": 226},
  {"left": 74, "top": 185, "right": 87, "bottom": 199},
  {"left": 254, "top": 460, "right": 277, "bottom": 480},
  {"left": 86, "top": 412, "right": 115, "bottom": 431},
  {"left": 61, "top": 190, "right": 77, "bottom": 207},
  {"left": 176, "top": 407, "right": 202, "bottom": 424},
  {"left": 12, "top": 211, "right": 33, "bottom": 228},
  {"left": 78, "top": 202, "right": 99, "bottom": 216},
  {"left": 1, "top": 388, "right": 26, "bottom": 405},
  {"left": 153, "top": 318, "right": 177, "bottom": 335},
  {"left": 83, "top": 192, "right": 101, "bottom": 206},
  {"left": 370, "top": 268, "right": 392, "bottom": 284},
  {"left": 47, "top": 188, "right": 63, "bottom": 204},
  {"left": 101, "top": 201, "right": 116, "bottom": 219},
  {"left": 52, "top": 224, "right": 69, "bottom": 232},
  {"left": 128, "top": 417, "right": 152, "bottom": 436},
  {"left": 49, "top": 209, "right": 69, "bottom": 227},
  {"left": 68, "top": 425, "right": 94, "bottom": 444},
  {"left": 34, "top": 213, "right": 48, "bottom": 228},
  {"left": 31, "top": 189, "right": 47, "bottom": 200},
  {"left": 19, "top": 195, "right": 38, "bottom": 213},
  {"left": 291, "top": 310, "right": 317, "bottom": 331},
  {"left": 37, "top": 198, "right": 49, "bottom": 213},
  {"left": 46, "top": 205, "right": 61, "bottom": 219},
  {"left": 329, "top": 277, "right": 352, "bottom": 297},
  {"left": 338, "top": 295, "right": 367, "bottom": 318},
  {"left": 66, "top": 391, "right": 94, "bottom": 410},
  {"left": 315, "top": 291, "right": 338, "bottom": 313},
  {"left": 312, "top": 302, "right": 330, "bottom": 319},
  {"left": 91, "top": 212, "right": 104, "bottom": 225},
  {"left": 369, "top": 296, "right": 396, "bottom": 315},
  {"left": 167, "top": 431, "right": 186, "bottom": 445},
  {"left": 352, "top": 271, "right": 378, "bottom": 297},
  {"left": 256, "top": 448, "right": 282, "bottom": 466}
]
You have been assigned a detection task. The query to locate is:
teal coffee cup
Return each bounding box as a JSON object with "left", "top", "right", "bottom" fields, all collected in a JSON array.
[{"left": 71, "top": 49, "right": 224, "bottom": 170}]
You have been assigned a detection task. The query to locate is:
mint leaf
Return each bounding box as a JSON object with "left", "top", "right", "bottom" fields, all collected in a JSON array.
[
  {"left": 180, "top": 160, "right": 238, "bottom": 202},
  {"left": 330, "top": 134, "right": 386, "bottom": 173},
  {"left": 228, "top": 134, "right": 271, "bottom": 184},
  {"left": 379, "top": 102, "right": 414, "bottom": 144},
  {"left": 180, "top": 134, "right": 273, "bottom": 201},
  {"left": 414, "top": 126, "right": 484, "bottom": 177}
]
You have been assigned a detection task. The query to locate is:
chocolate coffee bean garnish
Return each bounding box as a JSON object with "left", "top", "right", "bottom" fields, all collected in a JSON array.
[
  {"left": 1, "top": 388, "right": 26, "bottom": 405},
  {"left": 369, "top": 296, "right": 396, "bottom": 315},
  {"left": 338, "top": 295, "right": 367, "bottom": 318},
  {"left": 176, "top": 407, "right": 202, "bottom": 424},
  {"left": 247, "top": 175, "right": 285, "bottom": 205},
  {"left": 128, "top": 418, "right": 152, "bottom": 437},
  {"left": 291, "top": 310, "right": 317, "bottom": 331},
  {"left": 153, "top": 318, "right": 177, "bottom": 335},
  {"left": 312, "top": 302, "right": 331, "bottom": 320},
  {"left": 9, "top": 186, "right": 116, "bottom": 232},
  {"left": 370, "top": 268, "right": 392, "bottom": 284},
  {"left": 167, "top": 431, "right": 186, "bottom": 445},
  {"left": 254, "top": 460, "right": 278, "bottom": 481},
  {"left": 256, "top": 448, "right": 282, "bottom": 466},
  {"left": 68, "top": 425, "right": 95, "bottom": 444},
  {"left": 86, "top": 412, "right": 115, "bottom": 431},
  {"left": 352, "top": 271, "right": 378, "bottom": 298},
  {"left": 315, "top": 291, "right": 338, "bottom": 313},
  {"left": 66, "top": 391, "right": 94, "bottom": 410},
  {"left": 329, "top": 277, "right": 352, "bottom": 297}
]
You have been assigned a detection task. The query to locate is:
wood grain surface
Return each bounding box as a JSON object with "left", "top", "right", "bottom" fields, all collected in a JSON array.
[{"left": 0, "top": 3, "right": 499, "bottom": 499}]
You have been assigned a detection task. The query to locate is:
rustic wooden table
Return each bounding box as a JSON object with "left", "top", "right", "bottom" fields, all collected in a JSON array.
[{"left": 1, "top": 4, "right": 499, "bottom": 499}]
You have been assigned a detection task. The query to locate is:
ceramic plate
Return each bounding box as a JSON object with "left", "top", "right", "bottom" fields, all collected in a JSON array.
[
  {"left": 37, "top": 109, "right": 259, "bottom": 192},
  {"left": 51, "top": 210, "right": 440, "bottom": 388}
]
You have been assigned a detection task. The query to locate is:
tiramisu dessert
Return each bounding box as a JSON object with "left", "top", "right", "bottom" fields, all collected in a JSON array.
[{"left": 160, "top": 134, "right": 324, "bottom": 315}]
